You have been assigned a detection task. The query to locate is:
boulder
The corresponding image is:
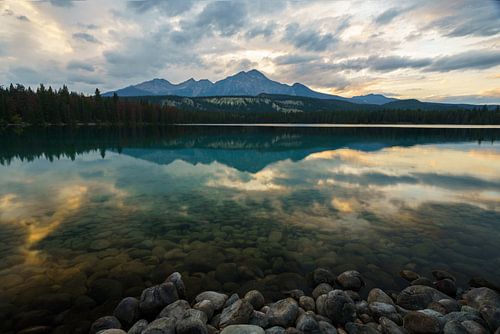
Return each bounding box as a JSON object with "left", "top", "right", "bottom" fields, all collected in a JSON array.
[
  {"left": 140, "top": 283, "right": 179, "bottom": 316},
  {"left": 431, "top": 270, "right": 455, "bottom": 282},
  {"left": 158, "top": 299, "right": 191, "bottom": 321},
  {"left": 194, "top": 300, "right": 216, "bottom": 320},
  {"left": 464, "top": 287, "right": 500, "bottom": 309},
  {"left": 323, "top": 290, "right": 356, "bottom": 325},
  {"left": 299, "top": 296, "right": 316, "bottom": 312},
  {"left": 89, "top": 316, "right": 121, "bottom": 334},
  {"left": 221, "top": 325, "right": 265, "bottom": 334},
  {"left": 433, "top": 279, "right": 456, "bottom": 297},
  {"left": 142, "top": 317, "right": 176, "bottom": 334},
  {"left": 265, "top": 326, "right": 286, "bottom": 334},
  {"left": 396, "top": 285, "right": 448, "bottom": 310},
  {"left": 344, "top": 322, "right": 380, "bottom": 334},
  {"left": 313, "top": 284, "right": 333, "bottom": 300},
  {"left": 480, "top": 305, "right": 500, "bottom": 332},
  {"left": 368, "top": 302, "right": 401, "bottom": 324},
  {"left": 166, "top": 272, "right": 186, "bottom": 299},
  {"left": 313, "top": 268, "right": 335, "bottom": 285},
  {"left": 267, "top": 298, "right": 299, "bottom": 328},
  {"left": 399, "top": 270, "right": 420, "bottom": 282},
  {"left": 296, "top": 312, "right": 320, "bottom": 333},
  {"left": 195, "top": 291, "right": 229, "bottom": 311},
  {"left": 219, "top": 299, "right": 254, "bottom": 328},
  {"left": 336, "top": 271, "right": 364, "bottom": 291},
  {"left": 378, "top": 316, "right": 406, "bottom": 334},
  {"left": 176, "top": 317, "right": 208, "bottom": 334},
  {"left": 318, "top": 321, "right": 337, "bottom": 334},
  {"left": 367, "top": 289, "right": 394, "bottom": 306},
  {"left": 128, "top": 319, "right": 149, "bottom": 334},
  {"left": 244, "top": 290, "right": 265, "bottom": 310},
  {"left": 113, "top": 297, "right": 140, "bottom": 327},
  {"left": 249, "top": 310, "right": 268, "bottom": 328},
  {"left": 403, "top": 311, "right": 441, "bottom": 334}
]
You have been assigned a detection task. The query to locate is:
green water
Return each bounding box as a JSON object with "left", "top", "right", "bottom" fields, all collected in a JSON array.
[{"left": 0, "top": 126, "right": 499, "bottom": 333}]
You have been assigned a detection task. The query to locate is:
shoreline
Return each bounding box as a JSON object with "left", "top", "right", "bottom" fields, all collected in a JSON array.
[{"left": 89, "top": 267, "right": 500, "bottom": 334}]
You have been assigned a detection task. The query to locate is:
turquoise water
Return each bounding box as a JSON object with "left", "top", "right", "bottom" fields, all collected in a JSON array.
[{"left": 0, "top": 126, "right": 499, "bottom": 333}]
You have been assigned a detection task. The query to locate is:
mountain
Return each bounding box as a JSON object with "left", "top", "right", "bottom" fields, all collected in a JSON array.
[{"left": 103, "top": 69, "right": 393, "bottom": 105}]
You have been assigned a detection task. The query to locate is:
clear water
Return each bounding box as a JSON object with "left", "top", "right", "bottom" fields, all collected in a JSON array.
[{"left": 0, "top": 126, "right": 499, "bottom": 332}]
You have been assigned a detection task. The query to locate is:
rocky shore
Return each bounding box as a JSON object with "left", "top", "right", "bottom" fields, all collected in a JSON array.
[{"left": 89, "top": 268, "right": 500, "bottom": 334}]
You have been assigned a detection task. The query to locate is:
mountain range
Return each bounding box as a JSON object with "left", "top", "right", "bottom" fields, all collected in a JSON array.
[{"left": 103, "top": 69, "right": 397, "bottom": 105}]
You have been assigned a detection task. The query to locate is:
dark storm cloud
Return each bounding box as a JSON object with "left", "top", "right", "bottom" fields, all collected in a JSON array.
[
  {"left": 127, "top": 0, "right": 194, "bottom": 16},
  {"left": 426, "top": 50, "right": 500, "bottom": 72},
  {"left": 66, "top": 61, "right": 94, "bottom": 72},
  {"left": 72, "top": 32, "right": 100, "bottom": 43},
  {"left": 283, "top": 23, "right": 337, "bottom": 52}
]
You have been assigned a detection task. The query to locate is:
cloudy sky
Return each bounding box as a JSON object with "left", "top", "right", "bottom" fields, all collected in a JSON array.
[{"left": 1, "top": 0, "right": 499, "bottom": 103}]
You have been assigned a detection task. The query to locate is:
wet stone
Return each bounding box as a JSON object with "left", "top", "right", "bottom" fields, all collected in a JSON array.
[
  {"left": 318, "top": 321, "right": 337, "bottom": 334},
  {"left": 336, "top": 271, "right": 364, "bottom": 291},
  {"left": 399, "top": 270, "right": 420, "bottom": 282},
  {"left": 219, "top": 299, "right": 254, "bottom": 328},
  {"left": 166, "top": 272, "right": 186, "bottom": 299},
  {"left": 267, "top": 298, "right": 299, "bottom": 328},
  {"left": 344, "top": 322, "right": 380, "bottom": 334},
  {"left": 89, "top": 316, "right": 121, "bottom": 334},
  {"left": 139, "top": 282, "right": 179, "bottom": 317},
  {"left": 396, "top": 285, "right": 448, "bottom": 310},
  {"left": 323, "top": 290, "right": 356, "bottom": 325},
  {"left": 431, "top": 270, "right": 455, "bottom": 282},
  {"left": 194, "top": 299, "right": 216, "bottom": 320},
  {"left": 128, "top": 319, "right": 149, "bottom": 334},
  {"left": 221, "top": 324, "right": 265, "bottom": 334},
  {"left": 299, "top": 296, "right": 316, "bottom": 312},
  {"left": 244, "top": 290, "right": 265, "bottom": 310},
  {"left": 158, "top": 300, "right": 191, "bottom": 321},
  {"left": 403, "top": 311, "right": 441, "bottom": 334},
  {"left": 313, "top": 284, "right": 333, "bottom": 300},
  {"left": 142, "top": 317, "right": 176, "bottom": 334},
  {"left": 113, "top": 297, "right": 140, "bottom": 327},
  {"left": 295, "top": 312, "right": 319, "bottom": 333},
  {"left": 367, "top": 288, "right": 394, "bottom": 306},
  {"left": 195, "top": 291, "right": 229, "bottom": 311},
  {"left": 433, "top": 279, "right": 456, "bottom": 297},
  {"left": 313, "top": 268, "right": 336, "bottom": 286},
  {"left": 176, "top": 317, "right": 208, "bottom": 334}
]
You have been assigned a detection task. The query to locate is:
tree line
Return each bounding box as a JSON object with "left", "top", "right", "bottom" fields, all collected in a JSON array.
[{"left": 1, "top": 84, "right": 499, "bottom": 126}]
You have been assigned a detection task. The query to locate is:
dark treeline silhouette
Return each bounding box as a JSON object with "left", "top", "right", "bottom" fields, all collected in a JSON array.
[
  {"left": 1, "top": 126, "right": 498, "bottom": 166},
  {"left": 1, "top": 84, "right": 499, "bottom": 125}
]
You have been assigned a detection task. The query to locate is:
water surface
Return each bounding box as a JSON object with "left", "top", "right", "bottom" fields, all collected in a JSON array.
[{"left": 0, "top": 126, "right": 499, "bottom": 333}]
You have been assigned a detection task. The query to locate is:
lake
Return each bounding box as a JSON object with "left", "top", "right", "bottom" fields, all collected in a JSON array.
[{"left": 0, "top": 125, "right": 499, "bottom": 333}]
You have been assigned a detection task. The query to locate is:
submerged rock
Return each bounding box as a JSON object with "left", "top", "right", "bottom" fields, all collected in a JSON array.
[
  {"left": 323, "top": 290, "right": 356, "bottom": 325},
  {"left": 403, "top": 311, "right": 441, "bottom": 334},
  {"left": 195, "top": 291, "right": 229, "bottom": 311},
  {"left": 396, "top": 285, "right": 448, "bottom": 310},
  {"left": 113, "top": 297, "right": 140, "bottom": 327},
  {"left": 219, "top": 299, "right": 254, "bottom": 328},
  {"left": 89, "top": 316, "right": 121, "bottom": 334},
  {"left": 244, "top": 290, "right": 265, "bottom": 310},
  {"left": 336, "top": 271, "right": 364, "bottom": 291}
]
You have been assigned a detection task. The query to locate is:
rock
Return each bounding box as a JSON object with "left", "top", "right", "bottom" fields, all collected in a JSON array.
[
  {"left": 113, "top": 297, "right": 140, "bottom": 327},
  {"left": 89, "top": 316, "right": 121, "bottom": 334},
  {"left": 296, "top": 313, "right": 319, "bottom": 333},
  {"left": 464, "top": 287, "right": 500, "bottom": 309},
  {"left": 344, "top": 322, "right": 380, "bottom": 334},
  {"left": 244, "top": 290, "right": 265, "bottom": 310},
  {"left": 399, "top": 270, "right": 420, "bottom": 282},
  {"left": 367, "top": 289, "right": 394, "bottom": 306},
  {"left": 128, "top": 319, "right": 149, "bottom": 334},
  {"left": 443, "top": 320, "right": 469, "bottom": 334},
  {"left": 225, "top": 294, "right": 240, "bottom": 308},
  {"left": 195, "top": 291, "right": 229, "bottom": 311},
  {"left": 219, "top": 299, "right": 254, "bottom": 328},
  {"left": 431, "top": 270, "right": 455, "bottom": 282},
  {"left": 34, "top": 293, "right": 73, "bottom": 313},
  {"left": 99, "top": 330, "right": 127, "bottom": 334},
  {"left": 176, "top": 317, "right": 208, "bottom": 334},
  {"left": 462, "top": 320, "right": 489, "bottom": 333},
  {"left": 185, "top": 309, "right": 209, "bottom": 324},
  {"left": 284, "top": 290, "right": 305, "bottom": 300},
  {"left": 318, "top": 321, "right": 337, "bottom": 334},
  {"left": 410, "top": 278, "right": 433, "bottom": 287},
  {"left": 396, "top": 285, "right": 448, "bottom": 310},
  {"left": 313, "top": 268, "right": 335, "bottom": 285},
  {"left": 284, "top": 327, "right": 302, "bottom": 334},
  {"left": 249, "top": 310, "right": 268, "bottom": 328},
  {"left": 267, "top": 298, "right": 299, "bottom": 328},
  {"left": 436, "top": 299, "right": 460, "bottom": 314},
  {"left": 158, "top": 300, "right": 191, "bottom": 320},
  {"left": 316, "top": 294, "right": 328, "bottom": 316},
  {"left": 379, "top": 316, "right": 406, "bottom": 334},
  {"left": 433, "top": 279, "right": 456, "bottom": 297},
  {"left": 443, "top": 311, "right": 486, "bottom": 327},
  {"left": 368, "top": 302, "right": 401, "bottom": 324},
  {"left": 140, "top": 283, "right": 179, "bottom": 316},
  {"left": 313, "top": 284, "right": 333, "bottom": 300},
  {"left": 266, "top": 326, "right": 286, "bottom": 334},
  {"left": 166, "top": 272, "right": 186, "bottom": 298},
  {"left": 469, "top": 277, "right": 500, "bottom": 292},
  {"left": 323, "top": 290, "right": 356, "bottom": 325},
  {"left": 336, "top": 271, "right": 364, "bottom": 291},
  {"left": 221, "top": 324, "right": 265, "bottom": 334},
  {"left": 403, "top": 311, "right": 441, "bottom": 334},
  {"left": 16, "top": 327, "right": 52, "bottom": 334},
  {"left": 194, "top": 300, "right": 216, "bottom": 320},
  {"left": 142, "top": 317, "right": 176, "bottom": 334},
  {"left": 480, "top": 305, "right": 500, "bottom": 332},
  {"left": 299, "top": 296, "right": 316, "bottom": 312}
]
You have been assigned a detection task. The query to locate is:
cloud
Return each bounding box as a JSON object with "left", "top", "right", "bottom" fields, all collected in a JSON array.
[
  {"left": 274, "top": 54, "right": 319, "bottom": 65},
  {"left": 426, "top": 50, "right": 500, "bottom": 72},
  {"left": 66, "top": 60, "right": 94, "bottom": 72},
  {"left": 72, "top": 32, "right": 100, "bottom": 43},
  {"left": 375, "top": 7, "right": 405, "bottom": 25},
  {"left": 17, "top": 15, "right": 30, "bottom": 22},
  {"left": 47, "top": 0, "right": 74, "bottom": 7},
  {"left": 127, "top": 0, "right": 194, "bottom": 16},
  {"left": 283, "top": 23, "right": 337, "bottom": 52},
  {"left": 338, "top": 55, "right": 432, "bottom": 72},
  {"left": 245, "top": 22, "right": 277, "bottom": 39},
  {"left": 195, "top": 1, "right": 248, "bottom": 37}
]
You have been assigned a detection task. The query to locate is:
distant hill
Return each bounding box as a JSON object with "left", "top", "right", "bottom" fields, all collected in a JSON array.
[{"left": 103, "top": 69, "right": 396, "bottom": 105}]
